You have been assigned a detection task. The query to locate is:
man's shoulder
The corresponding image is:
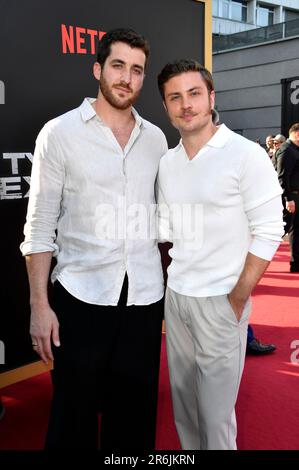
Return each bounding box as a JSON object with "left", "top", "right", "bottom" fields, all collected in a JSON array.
[
  {"left": 276, "top": 140, "right": 293, "bottom": 158},
  {"left": 41, "top": 106, "right": 80, "bottom": 137},
  {"left": 226, "top": 129, "right": 271, "bottom": 164},
  {"left": 283, "top": 139, "right": 295, "bottom": 151}
]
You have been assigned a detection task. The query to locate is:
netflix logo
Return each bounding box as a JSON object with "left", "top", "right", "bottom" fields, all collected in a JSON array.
[{"left": 61, "top": 24, "right": 106, "bottom": 55}]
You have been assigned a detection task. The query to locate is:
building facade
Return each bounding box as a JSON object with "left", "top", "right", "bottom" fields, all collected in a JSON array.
[
  {"left": 213, "top": 0, "right": 299, "bottom": 36},
  {"left": 212, "top": 0, "right": 299, "bottom": 142}
]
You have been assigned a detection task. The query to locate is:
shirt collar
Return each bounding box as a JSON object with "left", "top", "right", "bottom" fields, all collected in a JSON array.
[
  {"left": 80, "top": 98, "right": 97, "bottom": 122},
  {"left": 206, "top": 124, "right": 232, "bottom": 148},
  {"left": 131, "top": 107, "right": 144, "bottom": 128},
  {"left": 174, "top": 123, "right": 232, "bottom": 153},
  {"left": 79, "top": 97, "right": 145, "bottom": 129}
]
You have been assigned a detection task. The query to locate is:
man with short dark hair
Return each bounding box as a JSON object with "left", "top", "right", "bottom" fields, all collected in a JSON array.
[
  {"left": 274, "top": 123, "right": 299, "bottom": 272},
  {"left": 157, "top": 59, "right": 284, "bottom": 450},
  {"left": 20, "top": 28, "right": 168, "bottom": 449}
]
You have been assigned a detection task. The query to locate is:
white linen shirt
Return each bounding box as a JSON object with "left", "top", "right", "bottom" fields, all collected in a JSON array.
[
  {"left": 158, "top": 124, "right": 284, "bottom": 298},
  {"left": 20, "top": 98, "right": 168, "bottom": 305}
]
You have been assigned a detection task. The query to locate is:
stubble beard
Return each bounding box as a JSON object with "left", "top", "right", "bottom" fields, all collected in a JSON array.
[{"left": 99, "top": 74, "right": 140, "bottom": 110}]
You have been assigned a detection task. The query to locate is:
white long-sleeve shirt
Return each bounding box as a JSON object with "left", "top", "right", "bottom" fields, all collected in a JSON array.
[
  {"left": 158, "top": 124, "right": 284, "bottom": 297},
  {"left": 20, "top": 98, "right": 168, "bottom": 305}
]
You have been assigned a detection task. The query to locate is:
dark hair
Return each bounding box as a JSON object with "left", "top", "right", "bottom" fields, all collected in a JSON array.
[
  {"left": 97, "top": 28, "right": 150, "bottom": 69},
  {"left": 157, "top": 59, "right": 214, "bottom": 99},
  {"left": 289, "top": 123, "right": 299, "bottom": 135}
]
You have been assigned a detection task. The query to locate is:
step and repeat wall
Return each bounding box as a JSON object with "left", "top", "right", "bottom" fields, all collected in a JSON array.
[{"left": 0, "top": 0, "right": 207, "bottom": 373}]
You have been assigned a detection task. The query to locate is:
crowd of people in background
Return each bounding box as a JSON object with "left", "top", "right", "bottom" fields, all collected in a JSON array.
[
  {"left": 271, "top": 124, "right": 299, "bottom": 273},
  {"left": 264, "top": 133, "right": 286, "bottom": 159},
  {"left": 252, "top": 124, "right": 299, "bottom": 355},
  {"left": 256, "top": 128, "right": 299, "bottom": 263},
  {"left": 258, "top": 125, "right": 299, "bottom": 273}
]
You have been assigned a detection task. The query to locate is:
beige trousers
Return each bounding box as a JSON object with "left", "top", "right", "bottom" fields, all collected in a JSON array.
[{"left": 164, "top": 287, "right": 251, "bottom": 450}]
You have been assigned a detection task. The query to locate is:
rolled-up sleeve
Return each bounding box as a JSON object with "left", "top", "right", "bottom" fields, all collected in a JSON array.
[
  {"left": 238, "top": 146, "right": 284, "bottom": 261},
  {"left": 247, "top": 196, "right": 284, "bottom": 260},
  {"left": 20, "top": 123, "right": 65, "bottom": 256}
]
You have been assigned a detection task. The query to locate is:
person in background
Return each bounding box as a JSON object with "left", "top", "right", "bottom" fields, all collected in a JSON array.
[
  {"left": 246, "top": 324, "right": 276, "bottom": 354},
  {"left": 157, "top": 59, "right": 284, "bottom": 450},
  {"left": 272, "top": 134, "right": 286, "bottom": 165},
  {"left": 274, "top": 123, "right": 299, "bottom": 273},
  {"left": 274, "top": 133, "right": 286, "bottom": 149},
  {"left": 20, "top": 28, "right": 168, "bottom": 450},
  {"left": 265, "top": 134, "right": 275, "bottom": 159}
]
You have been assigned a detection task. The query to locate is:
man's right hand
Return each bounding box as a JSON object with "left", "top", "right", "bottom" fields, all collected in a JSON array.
[{"left": 30, "top": 303, "right": 60, "bottom": 365}]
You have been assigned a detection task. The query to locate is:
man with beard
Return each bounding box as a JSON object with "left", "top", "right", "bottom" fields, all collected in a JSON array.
[
  {"left": 157, "top": 60, "right": 284, "bottom": 449},
  {"left": 20, "top": 28, "right": 167, "bottom": 449}
]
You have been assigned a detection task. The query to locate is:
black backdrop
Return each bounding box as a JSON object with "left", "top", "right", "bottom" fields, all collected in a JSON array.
[{"left": 0, "top": 0, "right": 205, "bottom": 372}]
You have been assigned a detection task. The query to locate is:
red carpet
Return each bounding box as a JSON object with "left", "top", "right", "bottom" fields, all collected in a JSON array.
[
  {"left": 0, "top": 242, "right": 298, "bottom": 450},
  {"left": 235, "top": 242, "right": 299, "bottom": 450}
]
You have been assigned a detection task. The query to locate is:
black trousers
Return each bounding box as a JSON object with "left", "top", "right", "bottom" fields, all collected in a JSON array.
[
  {"left": 45, "top": 276, "right": 163, "bottom": 450},
  {"left": 283, "top": 193, "right": 299, "bottom": 269}
]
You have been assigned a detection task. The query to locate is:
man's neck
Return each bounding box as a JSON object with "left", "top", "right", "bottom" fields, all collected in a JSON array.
[
  {"left": 92, "top": 95, "right": 135, "bottom": 130},
  {"left": 182, "top": 123, "right": 219, "bottom": 160},
  {"left": 289, "top": 138, "right": 299, "bottom": 148}
]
